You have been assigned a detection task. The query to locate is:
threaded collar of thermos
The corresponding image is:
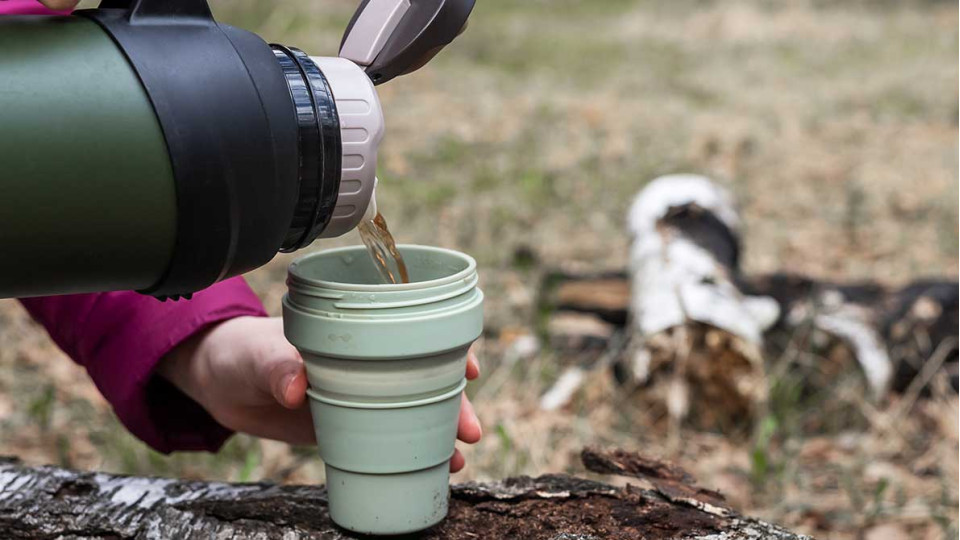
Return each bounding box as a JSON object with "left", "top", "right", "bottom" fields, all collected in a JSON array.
[
  {"left": 271, "top": 45, "right": 343, "bottom": 252},
  {"left": 272, "top": 48, "right": 384, "bottom": 251}
]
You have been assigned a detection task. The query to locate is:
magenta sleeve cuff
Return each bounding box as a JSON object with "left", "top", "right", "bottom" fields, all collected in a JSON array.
[
  {"left": 0, "top": 1, "right": 72, "bottom": 15},
  {"left": 20, "top": 277, "right": 267, "bottom": 454}
]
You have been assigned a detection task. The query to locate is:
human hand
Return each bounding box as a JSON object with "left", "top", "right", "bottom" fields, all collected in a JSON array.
[{"left": 158, "top": 316, "right": 482, "bottom": 472}]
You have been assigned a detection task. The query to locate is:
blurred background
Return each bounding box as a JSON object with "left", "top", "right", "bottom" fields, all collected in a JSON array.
[{"left": 0, "top": 0, "right": 957, "bottom": 538}]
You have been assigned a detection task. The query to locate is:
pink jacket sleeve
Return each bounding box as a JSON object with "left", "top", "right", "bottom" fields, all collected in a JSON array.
[
  {"left": 0, "top": 0, "right": 71, "bottom": 15},
  {"left": 19, "top": 278, "right": 267, "bottom": 454}
]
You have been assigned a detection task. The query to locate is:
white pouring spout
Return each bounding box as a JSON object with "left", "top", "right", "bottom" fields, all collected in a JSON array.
[{"left": 317, "top": 0, "right": 475, "bottom": 237}]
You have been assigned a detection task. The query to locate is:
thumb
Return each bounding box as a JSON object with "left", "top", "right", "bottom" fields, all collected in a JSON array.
[
  {"left": 247, "top": 320, "right": 308, "bottom": 409},
  {"left": 269, "top": 362, "right": 308, "bottom": 410}
]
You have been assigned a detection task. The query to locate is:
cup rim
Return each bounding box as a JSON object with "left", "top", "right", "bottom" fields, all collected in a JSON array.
[{"left": 288, "top": 244, "right": 477, "bottom": 292}]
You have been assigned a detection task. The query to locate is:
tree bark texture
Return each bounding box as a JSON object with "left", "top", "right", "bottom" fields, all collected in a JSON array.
[{"left": 0, "top": 449, "right": 810, "bottom": 540}]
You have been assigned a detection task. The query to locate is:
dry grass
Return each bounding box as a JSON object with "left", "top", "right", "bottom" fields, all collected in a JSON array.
[{"left": 0, "top": 0, "right": 957, "bottom": 538}]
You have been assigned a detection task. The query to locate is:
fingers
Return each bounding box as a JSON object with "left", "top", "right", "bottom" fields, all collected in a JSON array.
[
  {"left": 449, "top": 448, "right": 465, "bottom": 473},
  {"left": 466, "top": 348, "right": 480, "bottom": 380},
  {"left": 456, "top": 393, "right": 482, "bottom": 444},
  {"left": 452, "top": 347, "right": 481, "bottom": 473}
]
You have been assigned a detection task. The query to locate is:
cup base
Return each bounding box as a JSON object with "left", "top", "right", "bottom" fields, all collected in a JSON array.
[{"left": 325, "top": 461, "right": 451, "bottom": 535}]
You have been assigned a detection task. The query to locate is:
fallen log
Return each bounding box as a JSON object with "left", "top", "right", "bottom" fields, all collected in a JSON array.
[
  {"left": 542, "top": 273, "right": 958, "bottom": 396},
  {"left": 0, "top": 452, "right": 810, "bottom": 539},
  {"left": 537, "top": 175, "right": 958, "bottom": 426}
]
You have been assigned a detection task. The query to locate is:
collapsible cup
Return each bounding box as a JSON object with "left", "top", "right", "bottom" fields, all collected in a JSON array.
[{"left": 283, "top": 245, "right": 483, "bottom": 535}]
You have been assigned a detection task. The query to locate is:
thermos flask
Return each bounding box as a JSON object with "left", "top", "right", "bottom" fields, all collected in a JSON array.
[{"left": 0, "top": 0, "right": 474, "bottom": 299}]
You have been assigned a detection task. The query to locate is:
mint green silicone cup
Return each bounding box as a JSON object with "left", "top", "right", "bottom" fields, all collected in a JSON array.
[{"left": 283, "top": 245, "right": 483, "bottom": 535}]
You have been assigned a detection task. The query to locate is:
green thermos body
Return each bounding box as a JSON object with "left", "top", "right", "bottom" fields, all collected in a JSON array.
[{"left": 0, "top": 4, "right": 352, "bottom": 299}]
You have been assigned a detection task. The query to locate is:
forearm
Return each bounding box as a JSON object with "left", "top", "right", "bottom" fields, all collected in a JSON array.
[
  {"left": 20, "top": 278, "right": 267, "bottom": 453},
  {"left": 155, "top": 322, "right": 215, "bottom": 416}
]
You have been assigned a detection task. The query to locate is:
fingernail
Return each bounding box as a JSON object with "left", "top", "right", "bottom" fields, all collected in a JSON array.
[
  {"left": 470, "top": 358, "right": 481, "bottom": 378},
  {"left": 472, "top": 410, "right": 482, "bottom": 437},
  {"left": 279, "top": 372, "right": 296, "bottom": 403}
]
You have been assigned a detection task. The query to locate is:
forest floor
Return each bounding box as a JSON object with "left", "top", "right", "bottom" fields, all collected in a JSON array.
[{"left": 0, "top": 0, "right": 957, "bottom": 538}]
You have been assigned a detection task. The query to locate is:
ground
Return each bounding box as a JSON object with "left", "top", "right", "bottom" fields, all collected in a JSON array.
[{"left": 0, "top": 0, "right": 956, "bottom": 539}]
